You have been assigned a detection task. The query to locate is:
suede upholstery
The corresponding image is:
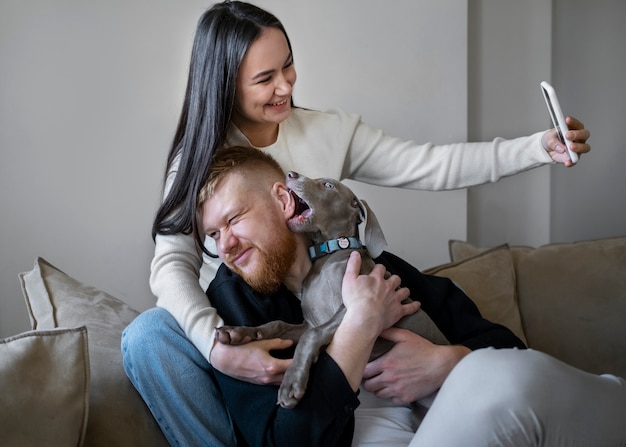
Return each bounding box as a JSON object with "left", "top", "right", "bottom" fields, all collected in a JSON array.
[
  {"left": 0, "top": 327, "right": 89, "bottom": 447},
  {"left": 444, "top": 236, "right": 626, "bottom": 378},
  {"left": 4, "top": 236, "right": 624, "bottom": 445},
  {"left": 18, "top": 258, "right": 168, "bottom": 447},
  {"left": 424, "top": 244, "right": 527, "bottom": 344}
]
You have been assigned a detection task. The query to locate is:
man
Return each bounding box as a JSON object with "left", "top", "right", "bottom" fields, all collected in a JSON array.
[
  {"left": 198, "top": 146, "right": 419, "bottom": 446},
  {"left": 198, "top": 146, "right": 626, "bottom": 447},
  {"left": 124, "top": 146, "right": 626, "bottom": 447}
]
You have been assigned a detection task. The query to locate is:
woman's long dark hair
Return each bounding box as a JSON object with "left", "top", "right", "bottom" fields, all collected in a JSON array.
[{"left": 152, "top": 1, "right": 292, "bottom": 240}]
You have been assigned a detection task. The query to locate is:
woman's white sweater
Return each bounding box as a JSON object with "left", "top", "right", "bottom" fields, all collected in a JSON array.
[{"left": 150, "top": 108, "right": 551, "bottom": 362}]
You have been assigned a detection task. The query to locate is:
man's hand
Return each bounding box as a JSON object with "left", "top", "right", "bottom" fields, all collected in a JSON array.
[
  {"left": 362, "top": 327, "right": 470, "bottom": 403},
  {"left": 210, "top": 338, "right": 293, "bottom": 385},
  {"left": 327, "top": 251, "right": 417, "bottom": 391},
  {"left": 341, "top": 251, "right": 416, "bottom": 334}
]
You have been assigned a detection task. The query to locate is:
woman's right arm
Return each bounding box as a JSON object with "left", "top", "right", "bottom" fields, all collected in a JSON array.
[
  {"left": 150, "top": 230, "right": 223, "bottom": 362},
  {"left": 150, "top": 152, "right": 227, "bottom": 362}
]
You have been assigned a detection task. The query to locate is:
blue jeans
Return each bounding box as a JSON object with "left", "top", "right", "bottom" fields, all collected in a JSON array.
[{"left": 121, "top": 307, "right": 237, "bottom": 447}]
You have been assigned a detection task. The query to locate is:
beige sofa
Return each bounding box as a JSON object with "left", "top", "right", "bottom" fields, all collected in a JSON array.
[{"left": 2, "top": 236, "right": 625, "bottom": 446}]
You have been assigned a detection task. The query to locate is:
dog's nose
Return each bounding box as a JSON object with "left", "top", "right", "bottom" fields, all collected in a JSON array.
[{"left": 287, "top": 171, "right": 299, "bottom": 179}]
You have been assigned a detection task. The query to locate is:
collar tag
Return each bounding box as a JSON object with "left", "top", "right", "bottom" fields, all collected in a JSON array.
[
  {"left": 308, "top": 237, "right": 362, "bottom": 261},
  {"left": 338, "top": 237, "right": 350, "bottom": 249}
]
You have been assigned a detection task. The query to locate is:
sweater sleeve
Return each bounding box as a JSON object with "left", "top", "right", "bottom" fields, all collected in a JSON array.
[
  {"left": 150, "top": 232, "right": 223, "bottom": 362},
  {"left": 345, "top": 110, "right": 553, "bottom": 190},
  {"left": 278, "top": 109, "right": 553, "bottom": 190}
]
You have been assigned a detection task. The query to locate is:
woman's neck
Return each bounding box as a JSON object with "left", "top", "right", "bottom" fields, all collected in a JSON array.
[{"left": 233, "top": 119, "right": 279, "bottom": 148}]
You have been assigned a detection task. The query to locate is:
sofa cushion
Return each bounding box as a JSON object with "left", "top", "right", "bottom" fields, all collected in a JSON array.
[
  {"left": 449, "top": 237, "right": 626, "bottom": 378},
  {"left": 449, "top": 239, "right": 533, "bottom": 265},
  {"left": 424, "top": 245, "right": 527, "bottom": 344},
  {"left": 19, "top": 257, "right": 169, "bottom": 447},
  {"left": 515, "top": 237, "right": 626, "bottom": 377},
  {"left": 0, "top": 326, "right": 89, "bottom": 447}
]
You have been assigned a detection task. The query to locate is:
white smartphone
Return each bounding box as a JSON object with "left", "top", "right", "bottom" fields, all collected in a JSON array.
[{"left": 540, "top": 81, "right": 578, "bottom": 164}]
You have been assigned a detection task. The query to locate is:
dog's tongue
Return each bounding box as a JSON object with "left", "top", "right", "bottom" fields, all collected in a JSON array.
[{"left": 289, "top": 190, "right": 310, "bottom": 217}]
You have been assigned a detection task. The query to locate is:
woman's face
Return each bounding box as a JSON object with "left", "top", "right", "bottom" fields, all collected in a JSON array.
[{"left": 232, "top": 27, "right": 296, "bottom": 138}]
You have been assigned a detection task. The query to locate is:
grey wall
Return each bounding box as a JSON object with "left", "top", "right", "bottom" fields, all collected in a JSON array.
[
  {"left": 467, "top": 0, "right": 553, "bottom": 247},
  {"left": 2, "top": 0, "right": 624, "bottom": 338},
  {"left": 0, "top": 0, "right": 467, "bottom": 337},
  {"left": 467, "top": 0, "right": 626, "bottom": 247},
  {"left": 0, "top": 1, "right": 207, "bottom": 337},
  {"left": 550, "top": 0, "right": 626, "bottom": 242}
]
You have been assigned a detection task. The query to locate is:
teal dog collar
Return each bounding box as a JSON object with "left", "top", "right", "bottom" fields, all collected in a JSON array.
[{"left": 308, "top": 237, "right": 362, "bottom": 261}]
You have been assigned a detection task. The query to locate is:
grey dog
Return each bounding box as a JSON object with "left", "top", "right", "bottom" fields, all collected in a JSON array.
[{"left": 216, "top": 171, "right": 448, "bottom": 409}]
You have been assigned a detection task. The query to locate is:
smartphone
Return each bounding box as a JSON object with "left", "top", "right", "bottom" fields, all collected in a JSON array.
[{"left": 540, "top": 81, "right": 578, "bottom": 164}]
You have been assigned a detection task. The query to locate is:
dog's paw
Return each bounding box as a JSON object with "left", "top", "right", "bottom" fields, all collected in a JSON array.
[
  {"left": 277, "top": 368, "right": 309, "bottom": 409},
  {"left": 215, "top": 326, "right": 261, "bottom": 345}
]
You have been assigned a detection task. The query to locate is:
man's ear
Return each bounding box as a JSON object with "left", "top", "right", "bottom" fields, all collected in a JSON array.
[{"left": 272, "top": 182, "right": 294, "bottom": 218}]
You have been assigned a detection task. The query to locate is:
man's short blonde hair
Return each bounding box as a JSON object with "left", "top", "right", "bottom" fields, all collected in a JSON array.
[{"left": 197, "top": 146, "right": 285, "bottom": 207}]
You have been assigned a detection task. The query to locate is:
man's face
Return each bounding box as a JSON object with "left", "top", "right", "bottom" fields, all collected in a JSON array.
[{"left": 202, "top": 171, "right": 297, "bottom": 294}]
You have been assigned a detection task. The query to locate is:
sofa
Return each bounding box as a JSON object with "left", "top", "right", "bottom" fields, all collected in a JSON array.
[{"left": 2, "top": 236, "right": 625, "bottom": 446}]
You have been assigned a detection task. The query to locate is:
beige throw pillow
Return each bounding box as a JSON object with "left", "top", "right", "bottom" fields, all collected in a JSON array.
[
  {"left": 0, "top": 326, "right": 89, "bottom": 447},
  {"left": 514, "top": 237, "right": 626, "bottom": 377},
  {"left": 19, "top": 257, "right": 169, "bottom": 447},
  {"left": 448, "top": 237, "right": 626, "bottom": 378},
  {"left": 425, "top": 245, "right": 527, "bottom": 343}
]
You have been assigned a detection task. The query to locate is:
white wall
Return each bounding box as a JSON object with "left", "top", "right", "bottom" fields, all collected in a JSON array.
[
  {"left": 0, "top": 0, "right": 207, "bottom": 337},
  {"left": 467, "top": 0, "right": 553, "bottom": 247},
  {"left": 467, "top": 0, "right": 626, "bottom": 247},
  {"left": 2, "top": 1, "right": 624, "bottom": 338},
  {"left": 550, "top": 0, "right": 626, "bottom": 242},
  {"left": 0, "top": 0, "right": 467, "bottom": 337}
]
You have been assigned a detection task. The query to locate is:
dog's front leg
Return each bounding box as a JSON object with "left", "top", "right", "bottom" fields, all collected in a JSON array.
[
  {"left": 215, "top": 320, "right": 309, "bottom": 345},
  {"left": 278, "top": 307, "right": 346, "bottom": 408}
]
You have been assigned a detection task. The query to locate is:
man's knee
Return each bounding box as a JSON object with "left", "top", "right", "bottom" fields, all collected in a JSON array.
[
  {"left": 456, "top": 347, "right": 547, "bottom": 377},
  {"left": 442, "top": 348, "right": 558, "bottom": 410}
]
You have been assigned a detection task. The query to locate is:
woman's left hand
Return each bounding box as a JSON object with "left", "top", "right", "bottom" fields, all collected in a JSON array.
[{"left": 541, "top": 116, "right": 590, "bottom": 167}]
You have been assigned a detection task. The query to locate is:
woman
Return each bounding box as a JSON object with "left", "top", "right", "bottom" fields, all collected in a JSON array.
[
  {"left": 152, "top": 0, "right": 589, "bottom": 372},
  {"left": 122, "top": 2, "right": 603, "bottom": 446}
]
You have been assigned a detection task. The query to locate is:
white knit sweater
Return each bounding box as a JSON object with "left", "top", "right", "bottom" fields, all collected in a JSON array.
[{"left": 150, "top": 108, "right": 551, "bottom": 362}]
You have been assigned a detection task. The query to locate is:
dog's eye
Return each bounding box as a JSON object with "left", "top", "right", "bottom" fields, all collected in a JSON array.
[{"left": 324, "top": 181, "right": 334, "bottom": 189}]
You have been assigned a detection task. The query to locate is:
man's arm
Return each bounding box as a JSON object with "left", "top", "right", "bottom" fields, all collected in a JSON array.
[
  {"left": 208, "top": 266, "right": 357, "bottom": 446},
  {"left": 208, "top": 254, "right": 417, "bottom": 447},
  {"left": 363, "top": 251, "right": 525, "bottom": 403},
  {"left": 326, "top": 252, "right": 416, "bottom": 390}
]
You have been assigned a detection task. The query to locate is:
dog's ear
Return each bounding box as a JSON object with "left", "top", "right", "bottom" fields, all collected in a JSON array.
[{"left": 357, "top": 199, "right": 387, "bottom": 259}]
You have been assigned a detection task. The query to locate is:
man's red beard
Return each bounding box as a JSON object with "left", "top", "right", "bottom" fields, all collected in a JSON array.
[{"left": 226, "top": 229, "right": 298, "bottom": 294}]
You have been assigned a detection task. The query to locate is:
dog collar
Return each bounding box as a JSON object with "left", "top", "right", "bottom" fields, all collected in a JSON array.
[{"left": 308, "top": 237, "right": 362, "bottom": 261}]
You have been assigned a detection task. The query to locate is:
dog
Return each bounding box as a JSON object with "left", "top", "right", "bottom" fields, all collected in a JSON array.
[{"left": 216, "top": 171, "right": 449, "bottom": 408}]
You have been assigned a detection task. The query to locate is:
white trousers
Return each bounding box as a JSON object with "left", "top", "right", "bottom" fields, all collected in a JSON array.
[{"left": 354, "top": 348, "right": 626, "bottom": 447}]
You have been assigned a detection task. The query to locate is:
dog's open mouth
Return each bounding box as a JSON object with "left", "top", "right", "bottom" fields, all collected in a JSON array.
[{"left": 288, "top": 189, "right": 312, "bottom": 224}]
